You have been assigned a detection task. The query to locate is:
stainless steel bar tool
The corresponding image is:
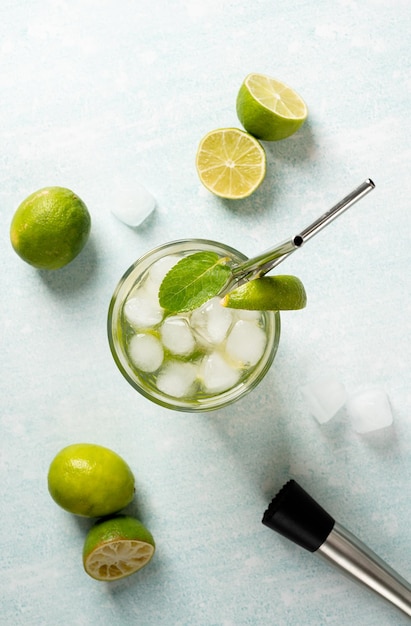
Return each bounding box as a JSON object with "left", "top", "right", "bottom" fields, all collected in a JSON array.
[{"left": 262, "top": 479, "right": 411, "bottom": 617}]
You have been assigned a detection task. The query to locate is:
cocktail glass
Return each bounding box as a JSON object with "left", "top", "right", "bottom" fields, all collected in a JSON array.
[
  {"left": 108, "top": 179, "right": 375, "bottom": 413},
  {"left": 108, "top": 239, "right": 280, "bottom": 412}
]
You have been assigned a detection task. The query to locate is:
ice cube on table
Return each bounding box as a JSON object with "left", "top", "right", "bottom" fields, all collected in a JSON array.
[
  {"left": 300, "top": 375, "right": 347, "bottom": 424},
  {"left": 346, "top": 387, "right": 393, "bottom": 433},
  {"left": 200, "top": 351, "right": 240, "bottom": 393},
  {"left": 156, "top": 361, "right": 197, "bottom": 398},
  {"left": 190, "top": 297, "right": 233, "bottom": 346},
  {"left": 128, "top": 333, "right": 164, "bottom": 372},
  {"left": 160, "top": 316, "right": 196, "bottom": 356},
  {"left": 124, "top": 289, "right": 164, "bottom": 328},
  {"left": 111, "top": 182, "right": 156, "bottom": 227},
  {"left": 225, "top": 320, "right": 266, "bottom": 366}
]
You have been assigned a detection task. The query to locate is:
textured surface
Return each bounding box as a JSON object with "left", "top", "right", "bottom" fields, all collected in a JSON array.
[{"left": 1, "top": 1, "right": 410, "bottom": 625}]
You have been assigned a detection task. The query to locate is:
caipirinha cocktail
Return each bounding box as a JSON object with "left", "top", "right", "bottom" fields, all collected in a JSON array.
[
  {"left": 108, "top": 239, "right": 280, "bottom": 412},
  {"left": 108, "top": 181, "right": 374, "bottom": 412}
]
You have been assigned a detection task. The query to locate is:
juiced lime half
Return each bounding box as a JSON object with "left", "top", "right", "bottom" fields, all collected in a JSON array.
[
  {"left": 222, "top": 275, "right": 307, "bottom": 310},
  {"left": 83, "top": 515, "right": 155, "bottom": 581},
  {"left": 236, "top": 73, "right": 307, "bottom": 141},
  {"left": 195, "top": 128, "right": 266, "bottom": 199}
]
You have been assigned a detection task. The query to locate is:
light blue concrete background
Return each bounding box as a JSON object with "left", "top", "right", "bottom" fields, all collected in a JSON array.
[{"left": 1, "top": 1, "right": 410, "bottom": 624}]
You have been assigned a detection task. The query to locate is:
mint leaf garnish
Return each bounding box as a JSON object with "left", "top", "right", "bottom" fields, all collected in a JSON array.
[{"left": 158, "top": 252, "right": 232, "bottom": 313}]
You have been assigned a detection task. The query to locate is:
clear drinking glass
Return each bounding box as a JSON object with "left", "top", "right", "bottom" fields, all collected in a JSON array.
[{"left": 107, "top": 239, "right": 280, "bottom": 412}]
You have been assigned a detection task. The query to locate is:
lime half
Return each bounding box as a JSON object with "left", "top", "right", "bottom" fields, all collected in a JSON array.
[
  {"left": 222, "top": 275, "right": 307, "bottom": 310},
  {"left": 83, "top": 515, "right": 155, "bottom": 581},
  {"left": 195, "top": 128, "right": 266, "bottom": 199},
  {"left": 236, "top": 73, "right": 307, "bottom": 141}
]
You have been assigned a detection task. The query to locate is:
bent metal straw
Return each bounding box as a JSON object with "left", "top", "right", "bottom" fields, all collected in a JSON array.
[{"left": 228, "top": 179, "right": 375, "bottom": 289}]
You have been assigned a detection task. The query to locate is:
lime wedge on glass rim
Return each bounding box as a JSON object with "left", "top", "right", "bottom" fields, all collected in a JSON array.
[
  {"left": 83, "top": 515, "right": 155, "bottom": 581},
  {"left": 236, "top": 73, "right": 308, "bottom": 141},
  {"left": 222, "top": 275, "right": 307, "bottom": 310},
  {"left": 195, "top": 127, "right": 266, "bottom": 199}
]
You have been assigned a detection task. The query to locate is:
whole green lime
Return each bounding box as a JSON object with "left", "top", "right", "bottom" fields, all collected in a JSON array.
[
  {"left": 10, "top": 186, "right": 91, "bottom": 270},
  {"left": 47, "top": 443, "right": 135, "bottom": 517}
]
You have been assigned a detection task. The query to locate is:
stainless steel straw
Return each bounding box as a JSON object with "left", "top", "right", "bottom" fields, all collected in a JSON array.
[
  {"left": 262, "top": 480, "right": 411, "bottom": 618},
  {"left": 229, "top": 178, "right": 375, "bottom": 288}
]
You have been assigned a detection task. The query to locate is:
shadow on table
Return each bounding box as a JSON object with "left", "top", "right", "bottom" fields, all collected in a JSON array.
[
  {"left": 351, "top": 421, "right": 400, "bottom": 455},
  {"left": 203, "top": 357, "right": 401, "bottom": 507},
  {"left": 215, "top": 119, "right": 317, "bottom": 220},
  {"left": 36, "top": 234, "right": 99, "bottom": 297},
  {"left": 203, "top": 367, "right": 294, "bottom": 502}
]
